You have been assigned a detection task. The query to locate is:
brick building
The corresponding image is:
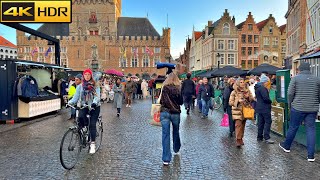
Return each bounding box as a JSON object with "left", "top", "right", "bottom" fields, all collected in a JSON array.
[
  {"left": 190, "top": 31, "right": 203, "bottom": 71},
  {"left": 16, "top": 0, "right": 170, "bottom": 76},
  {"left": 257, "top": 14, "right": 285, "bottom": 68},
  {"left": 237, "top": 12, "right": 260, "bottom": 70}
]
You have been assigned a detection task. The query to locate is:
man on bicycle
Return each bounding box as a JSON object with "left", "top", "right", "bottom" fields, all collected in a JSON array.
[{"left": 68, "top": 69, "right": 101, "bottom": 154}]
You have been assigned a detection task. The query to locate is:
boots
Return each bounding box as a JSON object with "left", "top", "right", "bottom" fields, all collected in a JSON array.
[
  {"left": 240, "top": 139, "right": 244, "bottom": 145},
  {"left": 236, "top": 139, "right": 242, "bottom": 147}
]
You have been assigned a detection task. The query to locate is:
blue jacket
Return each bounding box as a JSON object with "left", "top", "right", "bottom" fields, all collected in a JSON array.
[
  {"left": 68, "top": 84, "right": 101, "bottom": 107},
  {"left": 21, "top": 76, "right": 39, "bottom": 98},
  {"left": 254, "top": 82, "right": 272, "bottom": 113}
]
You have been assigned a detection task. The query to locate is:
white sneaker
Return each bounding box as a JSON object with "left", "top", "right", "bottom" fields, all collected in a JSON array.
[
  {"left": 163, "top": 161, "right": 169, "bottom": 166},
  {"left": 89, "top": 143, "right": 96, "bottom": 154},
  {"left": 128, "top": 105, "right": 131, "bottom": 108},
  {"left": 174, "top": 151, "right": 180, "bottom": 156},
  {"left": 126, "top": 104, "right": 129, "bottom": 107}
]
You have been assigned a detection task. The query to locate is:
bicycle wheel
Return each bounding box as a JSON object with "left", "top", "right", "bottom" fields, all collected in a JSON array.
[
  {"left": 213, "top": 96, "right": 222, "bottom": 110},
  {"left": 60, "top": 128, "right": 81, "bottom": 170},
  {"left": 95, "top": 116, "right": 103, "bottom": 151}
]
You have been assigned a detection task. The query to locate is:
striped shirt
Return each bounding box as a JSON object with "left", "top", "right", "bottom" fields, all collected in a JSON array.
[{"left": 288, "top": 71, "right": 320, "bottom": 112}]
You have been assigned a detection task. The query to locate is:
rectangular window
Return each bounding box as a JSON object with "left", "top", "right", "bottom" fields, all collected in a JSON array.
[
  {"left": 248, "top": 47, "right": 252, "bottom": 56},
  {"left": 254, "top": 60, "right": 259, "bottom": 67},
  {"left": 227, "top": 54, "right": 235, "bottom": 64},
  {"left": 61, "top": 47, "right": 67, "bottom": 53},
  {"left": 154, "top": 56, "right": 160, "bottom": 67},
  {"left": 143, "top": 56, "right": 149, "bottom": 67},
  {"left": 248, "top": 60, "right": 252, "bottom": 69},
  {"left": 241, "top": 47, "right": 246, "bottom": 56},
  {"left": 272, "top": 37, "right": 279, "bottom": 46},
  {"left": 254, "top": 47, "right": 259, "bottom": 55},
  {"left": 220, "top": 54, "right": 225, "bottom": 64},
  {"left": 248, "top": 35, "right": 252, "bottom": 43},
  {"left": 254, "top": 35, "right": 259, "bottom": 43},
  {"left": 51, "top": 46, "right": 55, "bottom": 52},
  {"left": 38, "top": 55, "right": 44, "bottom": 62},
  {"left": 241, "top": 34, "right": 246, "bottom": 43},
  {"left": 154, "top": 47, "right": 161, "bottom": 53},
  {"left": 142, "top": 47, "right": 146, "bottom": 53},
  {"left": 218, "top": 40, "right": 224, "bottom": 50},
  {"left": 241, "top": 60, "right": 246, "bottom": 69},
  {"left": 281, "top": 43, "right": 286, "bottom": 53},
  {"left": 248, "top": 24, "right": 253, "bottom": 30},
  {"left": 39, "top": 47, "right": 44, "bottom": 53},
  {"left": 264, "top": 37, "right": 270, "bottom": 45},
  {"left": 131, "top": 57, "right": 138, "bottom": 67},
  {"left": 228, "top": 40, "right": 234, "bottom": 50},
  {"left": 120, "top": 57, "right": 126, "bottom": 68},
  {"left": 25, "top": 47, "right": 31, "bottom": 53}
]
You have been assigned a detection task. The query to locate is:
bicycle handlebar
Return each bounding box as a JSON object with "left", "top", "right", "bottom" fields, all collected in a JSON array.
[{"left": 66, "top": 104, "right": 94, "bottom": 111}]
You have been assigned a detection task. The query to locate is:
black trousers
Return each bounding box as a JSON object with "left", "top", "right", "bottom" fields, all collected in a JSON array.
[
  {"left": 78, "top": 106, "right": 100, "bottom": 142},
  {"left": 257, "top": 112, "right": 272, "bottom": 140}
]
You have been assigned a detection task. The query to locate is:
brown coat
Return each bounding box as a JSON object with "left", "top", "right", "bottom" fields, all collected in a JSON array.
[{"left": 229, "top": 83, "right": 254, "bottom": 121}]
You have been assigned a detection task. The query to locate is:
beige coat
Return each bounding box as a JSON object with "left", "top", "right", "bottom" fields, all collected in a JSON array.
[{"left": 229, "top": 83, "right": 254, "bottom": 121}]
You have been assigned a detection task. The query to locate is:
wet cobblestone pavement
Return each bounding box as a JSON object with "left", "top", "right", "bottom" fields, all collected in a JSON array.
[{"left": 1, "top": 99, "right": 320, "bottom": 179}]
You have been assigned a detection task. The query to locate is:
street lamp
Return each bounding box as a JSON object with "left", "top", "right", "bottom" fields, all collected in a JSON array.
[{"left": 216, "top": 53, "right": 221, "bottom": 69}]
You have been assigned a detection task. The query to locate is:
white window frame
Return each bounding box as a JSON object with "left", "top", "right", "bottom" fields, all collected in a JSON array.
[
  {"left": 153, "top": 55, "right": 160, "bottom": 67},
  {"left": 223, "top": 23, "right": 230, "bottom": 35},
  {"left": 39, "top": 47, "right": 44, "bottom": 53},
  {"left": 218, "top": 40, "right": 224, "bottom": 50},
  {"left": 38, "top": 55, "right": 44, "bottom": 62},
  {"left": 228, "top": 40, "right": 234, "bottom": 50},
  {"left": 154, "top": 47, "right": 161, "bottom": 54},
  {"left": 227, "top": 54, "right": 235, "bottom": 65},
  {"left": 131, "top": 56, "right": 138, "bottom": 67},
  {"left": 143, "top": 55, "right": 149, "bottom": 67},
  {"left": 264, "top": 37, "right": 270, "bottom": 45},
  {"left": 119, "top": 56, "right": 127, "bottom": 68},
  {"left": 220, "top": 54, "right": 225, "bottom": 64},
  {"left": 25, "top": 47, "right": 31, "bottom": 53}
]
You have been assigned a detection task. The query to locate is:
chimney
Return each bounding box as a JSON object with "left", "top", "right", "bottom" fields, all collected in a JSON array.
[
  {"left": 208, "top": 21, "right": 212, "bottom": 26},
  {"left": 269, "top": 14, "right": 273, "bottom": 18},
  {"left": 232, "top": 16, "right": 235, "bottom": 24}
]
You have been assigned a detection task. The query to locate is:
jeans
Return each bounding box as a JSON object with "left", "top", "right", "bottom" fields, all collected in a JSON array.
[
  {"left": 282, "top": 108, "right": 317, "bottom": 158},
  {"left": 183, "top": 95, "right": 192, "bottom": 110},
  {"left": 201, "top": 98, "right": 212, "bottom": 117},
  {"left": 78, "top": 106, "right": 101, "bottom": 142},
  {"left": 160, "top": 111, "right": 181, "bottom": 162},
  {"left": 257, "top": 112, "right": 272, "bottom": 140},
  {"left": 197, "top": 96, "right": 202, "bottom": 112}
]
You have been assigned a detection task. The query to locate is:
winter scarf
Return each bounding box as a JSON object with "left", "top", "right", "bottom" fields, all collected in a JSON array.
[{"left": 82, "top": 80, "right": 96, "bottom": 102}]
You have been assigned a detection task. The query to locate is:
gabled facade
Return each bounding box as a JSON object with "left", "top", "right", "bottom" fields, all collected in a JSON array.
[
  {"left": 257, "top": 14, "right": 282, "bottom": 67},
  {"left": 190, "top": 31, "right": 203, "bottom": 71},
  {"left": 237, "top": 12, "right": 260, "bottom": 70},
  {"left": 212, "top": 9, "right": 239, "bottom": 68}
]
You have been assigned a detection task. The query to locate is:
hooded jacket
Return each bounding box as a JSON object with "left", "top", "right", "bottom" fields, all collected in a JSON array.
[
  {"left": 254, "top": 82, "right": 272, "bottom": 113},
  {"left": 229, "top": 83, "right": 254, "bottom": 121},
  {"left": 181, "top": 79, "right": 196, "bottom": 96},
  {"left": 160, "top": 85, "right": 183, "bottom": 114}
]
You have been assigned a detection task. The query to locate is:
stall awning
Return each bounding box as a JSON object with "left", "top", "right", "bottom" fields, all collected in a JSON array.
[
  {"left": 179, "top": 70, "right": 207, "bottom": 79},
  {"left": 299, "top": 51, "right": 320, "bottom": 60},
  {"left": 15, "top": 61, "right": 45, "bottom": 67}
]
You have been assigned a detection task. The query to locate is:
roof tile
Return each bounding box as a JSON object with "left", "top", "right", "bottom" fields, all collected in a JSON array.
[{"left": 0, "top": 36, "right": 16, "bottom": 48}]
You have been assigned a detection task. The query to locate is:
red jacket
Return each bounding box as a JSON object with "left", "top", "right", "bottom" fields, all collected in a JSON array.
[{"left": 196, "top": 84, "right": 201, "bottom": 95}]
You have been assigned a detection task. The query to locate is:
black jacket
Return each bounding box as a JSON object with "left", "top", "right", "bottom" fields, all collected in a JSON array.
[
  {"left": 254, "top": 83, "right": 272, "bottom": 113},
  {"left": 223, "top": 85, "right": 233, "bottom": 110},
  {"left": 160, "top": 85, "right": 183, "bottom": 114},
  {"left": 181, "top": 79, "right": 196, "bottom": 96},
  {"left": 199, "top": 83, "right": 214, "bottom": 101}
]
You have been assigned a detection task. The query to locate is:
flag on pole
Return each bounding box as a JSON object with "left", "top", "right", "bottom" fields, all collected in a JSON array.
[
  {"left": 307, "top": 7, "right": 315, "bottom": 41},
  {"left": 45, "top": 47, "right": 52, "bottom": 57},
  {"left": 31, "top": 47, "right": 38, "bottom": 57},
  {"left": 120, "top": 46, "right": 126, "bottom": 58},
  {"left": 145, "top": 46, "right": 154, "bottom": 56}
]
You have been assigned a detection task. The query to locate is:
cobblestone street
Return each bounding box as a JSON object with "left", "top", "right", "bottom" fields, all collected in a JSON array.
[{"left": 1, "top": 99, "right": 320, "bottom": 179}]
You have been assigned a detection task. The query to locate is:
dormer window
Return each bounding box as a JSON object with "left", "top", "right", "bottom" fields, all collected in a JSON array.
[
  {"left": 269, "top": 26, "right": 273, "bottom": 34},
  {"left": 89, "top": 12, "right": 97, "bottom": 23},
  {"left": 223, "top": 23, "right": 230, "bottom": 35}
]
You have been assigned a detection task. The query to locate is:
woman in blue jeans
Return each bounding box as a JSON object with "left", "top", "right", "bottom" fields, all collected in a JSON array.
[{"left": 160, "top": 72, "right": 183, "bottom": 166}]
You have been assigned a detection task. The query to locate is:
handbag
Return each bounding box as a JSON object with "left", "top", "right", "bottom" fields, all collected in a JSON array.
[
  {"left": 150, "top": 86, "right": 163, "bottom": 126},
  {"left": 242, "top": 105, "right": 255, "bottom": 120},
  {"left": 220, "top": 113, "right": 229, "bottom": 127}
]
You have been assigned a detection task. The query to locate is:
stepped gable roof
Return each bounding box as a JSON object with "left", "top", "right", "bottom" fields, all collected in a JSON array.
[
  {"left": 117, "top": 17, "right": 160, "bottom": 37},
  {"left": 256, "top": 19, "right": 269, "bottom": 31},
  {"left": 37, "top": 23, "right": 70, "bottom": 36},
  {"left": 0, "top": 36, "right": 16, "bottom": 48},
  {"left": 194, "top": 31, "right": 202, "bottom": 40},
  {"left": 279, "top": 24, "right": 286, "bottom": 33},
  {"left": 236, "top": 21, "right": 245, "bottom": 29}
]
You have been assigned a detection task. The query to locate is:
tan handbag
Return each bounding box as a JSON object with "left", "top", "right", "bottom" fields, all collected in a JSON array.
[
  {"left": 150, "top": 87, "right": 163, "bottom": 126},
  {"left": 242, "top": 105, "right": 255, "bottom": 120}
]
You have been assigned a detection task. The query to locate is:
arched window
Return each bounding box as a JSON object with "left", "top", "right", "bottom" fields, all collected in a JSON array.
[
  {"left": 223, "top": 23, "right": 230, "bottom": 35},
  {"left": 0, "top": 49, "right": 3, "bottom": 52},
  {"left": 89, "top": 12, "right": 97, "bottom": 23}
]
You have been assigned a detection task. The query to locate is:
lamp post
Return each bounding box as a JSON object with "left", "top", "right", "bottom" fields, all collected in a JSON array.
[{"left": 216, "top": 53, "right": 221, "bottom": 69}]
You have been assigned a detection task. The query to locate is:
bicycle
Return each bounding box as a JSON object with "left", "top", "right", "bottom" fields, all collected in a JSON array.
[
  {"left": 212, "top": 94, "right": 223, "bottom": 110},
  {"left": 59, "top": 104, "right": 103, "bottom": 170}
]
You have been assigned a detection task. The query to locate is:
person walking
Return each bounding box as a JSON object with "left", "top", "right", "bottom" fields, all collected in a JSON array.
[
  {"left": 255, "top": 74, "right": 274, "bottom": 144},
  {"left": 141, "top": 79, "right": 149, "bottom": 99},
  {"left": 223, "top": 78, "right": 235, "bottom": 137},
  {"left": 67, "top": 74, "right": 82, "bottom": 120},
  {"left": 125, "top": 76, "right": 135, "bottom": 107},
  {"left": 229, "top": 78, "right": 254, "bottom": 147},
  {"left": 181, "top": 73, "right": 195, "bottom": 115},
  {"left": 196, "top": 79, "right": 203, "bottom": 113},
  {"left": 68, "top": 69, "right": 101, "bottom": 154},
  {"left": 113, "top": 78, "right": 124, "bottom": 117},
  {"left": 199, "top": 77, "right": 214, "bottom": 119},
  {"left": 279, "top": 62, "right": 320, "bottom": 162},
  {"left": 160, "top": 72, "right": 183, "bottom": 166},
  {"left": 136, "top": 79, "right": 143, "bottom": 99}
]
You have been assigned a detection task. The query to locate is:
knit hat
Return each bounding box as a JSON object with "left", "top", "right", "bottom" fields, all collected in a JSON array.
[
  {"left": 75, "top": 74, "right": 82, "bottom": 80},
  {"left": 83, "top": 69, "right": 93, "bottom": 76},
  {"left": 260, "top": 74, "right": 269, "bottom": 83},
  {"left": 298, "top": 62, "right": 310, "bottom": 71}
]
